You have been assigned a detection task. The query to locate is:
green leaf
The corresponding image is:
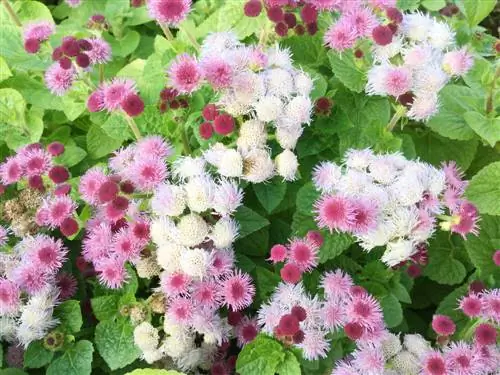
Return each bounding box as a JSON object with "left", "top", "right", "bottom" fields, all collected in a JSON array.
[
  {"left": 254, "top": 266, "right": 281, "bottom": 303},
  {"left": 424, "top": 253, "right": 466, "bottom": 285},
  {"left": 390, "top": 282, "right": 412, "bottom": 304},
  {"left": 234, "top": 207, "right": 270, "bottom": 239},
  {"left": 421, "top": 0, "right": 446, "bottom": 11},
  {"left": 54, "top": 144, "right": 87, "bottom": 167},
  {"left": 126, "top": 371, "right": 185, "bottom": 375},
  {"left": 15, "top": 1, "right": 54, "bottom": 22},
  {"left": 463, "top": 111, "right": 500, "bottom": 148},
  {"left": 397, "top": 0, "right": 421, "bottom": 10},
  {"left": 0, "top": 88, "right": 26, "bottom": 127},
  {"left": 466, "top": 161, "right": 500, "bottom": 215},
  {"left": 0, "top": 25, "right": 49, "bottom": 71},
  {"left": 463, "top": 215, "right": 500, "bottom": 279},
  {"left": 86, "top": 124, "right": 123, "bottom": 159},
  {"left": 319, "top": 233, "right": 354, "bottom": 263},
  {"left": 141, "top": 53, "right": 165, "bottom": 105},
  {"left": 327, "top": 51, "right": 366, "bottom": 93},
  {"left": 410, "top": 131, "right": 477, "bottom": 170},
  {"left": 253, "top": 180, "right": 287, "bottom": 214},
  {"left": 436, "top": 284, "right": 469, "bottom": 332},
  {"left": 116, "top": 58, "right": 146, "bottom": 81},
  {"left": 54, "top": 300, "right": 83, "bottom": 333},
  {"left": 2, "top": 74, "right": 63, "bottom": 110},
  {"left": 46, "top": 340, "right": 94, "bottom": 375},
  {"left": 0, "top": 370, "right": 29, "bottom": 375},
  {"left": 95, "top": 318, "right": 140, "bottom": 370},
  {"left": 24, "top": 341, "right": 54, "bottom": 369},
  {"left": 426, "top": 85, "right": 480, "bottom": 141},
  {"left": 236, "top": 334, "right": 286, "bottom": 375},
  {"left": 105, "top": 30, "right": 141, "bottom": 57},
  {"left": 281, "top": 35, "right": 327, "bottom": 68},
  {"left": 276, "top": 351, "right": 301, "bottom": 375},
  {"left": 380, "top": 294, "right": 403, "bottom": 328},
  {"left": 91, "top": 295, "right": 119, "bottom": 321},
  {"left": 458, "top": 0, "right": 496, "bottom": 26},
  {"left": 291, "top": 210, "right": 317, "bottom": 236},
  {"left": 295, "top": 182, "right": 319, "bottom": 215},
  {"left": 0, "top": 57, "right": 12, "bottom": 82},
  {"left": 102, "top": 113, "right": 131, "bottom": 141}
]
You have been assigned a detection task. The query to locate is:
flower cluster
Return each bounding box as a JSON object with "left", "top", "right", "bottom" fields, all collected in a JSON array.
[
  {"left": 146, "top": 0, "right": 192, "bottom": 27},
  {"left": 87, "top": 78, "right": 145, "bottom": 117},
  {"left": 0, "top": 142, "right": 79, "bottom": 238},
  {"left": 312, "top": 149, "right": 479, "bottom": 267},
  {"left": 0, "top": 234, "right": 74, "bottom": 347},
  {"left": 269, "top": 230, "right": 323, "bottom": 283},
  {"left": 258, "top": 269, "right": 387, "bottom": 360},
  {"left": 332, "top": 288, "right": 500, "bottom": 375},
  {"left": 45, "top": 36, "right": 111, "bottom": 96},
  {"left": 158, "top": 87, "right": 189, "bottom": 113},
  {"left": 22, "top": 21, "right": 55, "bottom": 54}
]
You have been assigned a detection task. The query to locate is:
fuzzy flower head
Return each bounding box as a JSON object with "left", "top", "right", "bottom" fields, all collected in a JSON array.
[
  {"left": 23, "top": 21, "right": 55, "bottom": 42},
  {"left": 147, "top": 0, "right": 192, "bottom": 26},
  {"left": 324, "top": 21, "right": 357, "bottom": 51},
  {"left": 0, "top": 156, "right": 23, "bottom": 185},
  {"left": 87, "top": 37, "right": 112, "bottom": 65},
  {"left": 218, "top": 270, "right": 255, "bottom": 311},
  {"left": 315, "top": 195, "right": 355, "bottom": 232},
  {"left": 0, "top": 278, "right": 20, "bottom": 315},
  {"left": 96, "top": 257, "right": 128, "bottom": 289},
  {"left": 168, "top": 54, "right": 203, "bottom": 94},
  {"left": 101, "top": 78, "right": 137, "bottom": 111},
  {"left": 287, "top": 238, "right": 318, "bottom": 272},
  {"left": 45, "top": 63, "right": 76, "bottom": 96}
]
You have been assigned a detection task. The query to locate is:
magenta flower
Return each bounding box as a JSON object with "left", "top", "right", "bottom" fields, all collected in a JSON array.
[
  {"left": 45, "top": 63, "right": 76, "bottom": 95},
  {"left": 0, "top": 278, "right": 20, "bottom": 315},
  {"left": 29, "top": 235, "right": 67, "bottom": 274},
  {"left": 101, "top": 78, "right": 137, "bottom": 111},
  {"left": 127, "top": 156, "right": 167, "bottom": 191},
  {"left": 288, "top": 238, "right": 318, "bottom": 272},
  {"left": 324, "top": 21, "right": 357, "bottom": 51},
  {"left": 314, "top": 194, "right": 355, "bottom": 232},
  {"left": 167, "top": 296, "right": 193, "bottom": 324},
  {"left": 432, "top": 314, "right": 456, "bottom": 336},
  {"left": 19, "top": 148, "right": 52, "bottom": 177},
  {"left": 136, "top": 136, "right": 174, "bottom": 159},
  {"left": 79, "top": 167, "right": 108, "bottom": 205},
  {"left": 235, "top": 316, "right": 259, "bottom": 346},
  {"left": 421, "top": 350, "right": 447, "bottom": 375},
  {"left": 345, "top": 294, "right": 383, "bottom": 329},
  {"left": 86, "top": 37, "right": 112, "bottom": 65},
  {"left": 56, "top": 272, "right": 78, "bottom": 300},
  {"left": 167, "top": 54, "right": 203, "bottom": 94},
  {"left": 161, "top": 271, "right": 192, "bottom": 297},
  {"left": 192, "top": 280, "right": 220, "bottom": 309},
  {"left": 147, "top": 0, "right": 192, "bottom": 26},
  {"left": 96, "top": 257, "right": 128, "bottom": 289},
  {"left": 218, "top": 270, "right": 255, "bottom": 311},
  {"left": 0, "top": 156, "right": 23, "bottom": 185}
]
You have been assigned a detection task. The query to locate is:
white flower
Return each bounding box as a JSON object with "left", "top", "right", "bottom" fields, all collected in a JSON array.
[
  {"left": 372, "top": 35, "right": 404, "bottom": 62},
  {"left": 390, "top": 175, "right": 425, "bottom": 206},
  {"left": 366, "top": 64, "right": 390, "bottom": 96},
  {"left": 266, "top": 68, "right": 294, "bottom": 98},
  {"left": 237, "top": 119, "right": 267, "bottom": 151},
  {"left": 275, "top": 149, "right": 299, "bottom": 181},
  {"left": 402, "top": 12, "right": 433, "bottom": 42},
  {"left": 0, "top": 317, "right": 17, "bottom": 342},
  {"left": 203, "top": 142, "right": 228, "bottom": 166},
  {"left": 177, "top": 213, "right": 209, "bottom": 247},
  {"left": 255, "top": 95, "right": 283, "bottom": 122},
  {"left": 276, "top": 122, "right": 303, "bottom": 150},
  {"left": 358, "top": 221, "right": 395, "bottom": 251},
  {"left": 233, "top": 71, "right": 266, "bottom": 105},
  {"left": 200, "top": 31, "right": 241, "bottom": 58},
  {"left": 179, "top": 247, "right": 212, "bottom": 279},
  {"left": 382, "top": 333, "right": 402, "bottom": 360},
  {"left": 312, "top": 161, "right": 342, "bottom": 193},
  {"left": 185, "top": 176, "right": 215, "bottom": 213},
  {"left": 217, "top": 149, "right": 244, "bottom": 177},
  {"left": 294, "top": 70, "right": 314, "bottom": 96},
  {"left": 156, "top": 244, "right": 183, "bottom": 273},
  {"left": 407, "top": 93, "right": 440, "bottom": 121},
  {"left": 390, "top": 350, "right": 420, "bottom": 375},
  {"left": 402, "top": 44, "right": 435, "bottom": 70},
  {"left": 285, "top": 95, "right": 312, "bottom": 125},
  {"left": 338, "top": 169, "right": 373, "bottom": 196},
  {"left": 151, "top": 184, "right": 186, "bottom": 217},
  {"left": 368, "top": 157, "right": 398, "bottom": 185},
  {"left": 425, "top": 167, "right": 446, "bottom": 197},
  {"left": 345, "top": 149, "right": 374, "bottom": 170},
  {"left": 242, "top": 149, "right": 275, "bottom": 183},
  {"left": 403, "top": 334, "right": 431, "bottom": 358},
  {"left": 387, "top": 206, "right": 420, "bottom": 238},
  {"left": 135, "top": 253, "right": 162, "bottom": 278},
  {"left": 172, "top": 156, "right": 206, "bottom": 180},
  {"left": 413, "top": 65, "right": 448, "bottom": 94},
  {"left": 381, "top": 239, "right": 415, "bottom": 266},
  {"left": 151, "top": 217, "right": 178, "bottom": 246},
  {"left": 428, "top": 20, "right": 455, "bottom": 50},
  {"left": 142, "top": 349, "right": 163, "bottom": 364},
  {"left": 266, "top": 45, "right": 292, "bottom": 68},
  {"left": 161, "top": 330, "right": 194, "bottom": 358},
  {"left": 134, "top": 322, "right": 159, "bottom": 351},
  {"left": 175, "top": 347, "right": 205, "bottom": 371},
  {"left": 212, "top": 179, "right": 244, "bottom": 216},
  {"left": 211, "top": 217, "right": 239, "bottom": 248}
]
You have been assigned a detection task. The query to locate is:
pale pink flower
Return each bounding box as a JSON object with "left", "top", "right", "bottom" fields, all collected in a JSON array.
[
  {"left": 167, "top": 296, "right": 193, "bottom": 324},
  {"left": 344, "top": 294, "right": 383, "bottom": 329},
  {"left": 384, "top": 66, "right": 413, "bottom": 97},
  {"left": 12, "top": 265, "right": 49, "bottom": 294},
  {"left": 442, "top": 162, "right": 467, "bottom": 192},
  {"left": 321, "top": 269, "right": 353, "bottom": 300},
  {"left": 306, "top": 0, "right": 341, "bottom": 11},
  {"left": 451, "top": 203, "right": 480, "bottom": 239},
  {"left": 443, "top": 49, "right": 474, "bottom": 77},
  {"left": 444, "top": 342, "right": 483, "bottom": 375},
  {"left": 19, "top": 149, "right": 52, "bottom": 177},
  {"left": 147, "top": 0, "right": 192, "bottom": 26},
  {"left": 218, "top": 270, "right": 255, "bottom": 311},
  {"left": 315, "top": 195, "right": 355, "bottom": 232},
  {"left": 82, "top": 223, "right": 114, "bottom": 262},
  {"left": 352, "top": 346, "right": 385, "bottom": 374},
  {"left": 348, "top": 199, "right": 379, "bottom": 235},
  {"left": 87, "top": 38, "right": 112, "bottom": 65},
  {"left": 127, "top": 156, "right": 167, "bottom": 191},
  {"left": 41, "top": 196, "right": 76, "bottom": 227},
  {"left": 65, "top": 0, "right": 83, "bottom": 8},
  {"left": 298, "top": 328, "right": 329, "bottom": 360},
  {"left": 101, "top": 78, "right": 137, "bottom": 111},
  {"left": 45, "top": 63, "right": 76, "bottom": 96},
  {"left": 324, "top": 21, "right": 358, "bottom": 51},
  {"left": 236, "top": 316, "right": 259, "bottom": 346},
  {"left": 28, "top": 235, "right": 67, "bottom": 274},
  {"left": 480, "top": 289, "right": 500, "bottom": 323},
  {"left": 167, "top": 54, "right": 203, "bottom": 94},
  {"left": 96, "top": 257, "right": 128, "bottom": 289},
  {"left": 343, "top": 8, "right": 377, "bottom": 38},
  {"left": 0, "top": 278, "right": 20, "bottom": 315},
  {"left": 192, "top": 280, "right": 220, "bottom": 309},
  {"left": 79, "top": 167, "right": 108, "bottom": 205},
  {"left": 112, "top": 229, "right": 142, "bottom": 262},
  {"left": 321, "top": 300, "right": 346, "bottom": 331},
  {"left": 0, "top": 156, "right": 23, "bottom": 185},
  {"left": 23, "top": 21, "right": 55, "bottom": 42},
  {"left": 367, "top": 0, "right": 396, "bottom": 9},
  {"left": 161, "top": 272, "right": 192, "bottom": 297},
  {"left": 209, "top": 249, "right": 235, "bottom": 277},
  {"left": 201, "top": 56, "right": 234, "bottom": 89},
  {"left": 135, "top": 136, "right": 173, "bottom": 159}
]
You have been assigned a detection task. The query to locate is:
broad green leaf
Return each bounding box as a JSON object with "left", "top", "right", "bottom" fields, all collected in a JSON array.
[
  {"left": 276, "top": 351, "right": 301, "bottom": 375},
  {"left": 95, "top": 318, "right": 140, "bottom": 370},
  {"left": 2, "top": 74, "right": 63, "bottom": 110},
  {"left": 463, "top": 215, "right": 500, "bottom": 279},
  {"left": 319, "top": 233, "right": 354, "bottom": 263},
  {"left": 234, "top": 207, "right": 270, "bottom": 239},
  {"left": 0, "top": 370, "right": 29, "bottom": 375},
  {"left": 295, "top": 182, "right": 319, "bottom": 215},
  {"left": 397, "top": 0, "right": 421, "bottom": 10},
  {"left": 126, "top": 371, "right": 184, "bottom": 375},
  {"left": 24, "top": 341, "right": 54, "bottom": 369},
  {"left": 390, "top": 282, "right": 412, "bottom": 304},
  {"left": 105, "top": 30, "right": 141, "bottom": 57},
  {"left": 54, "top": 144, "right": 87, "bottom": 167},
  {"left": 281, "top": 34, "right": 327, "bottom": 68},
  {"left": 15, "top": 1, "right": 54, "bottom": 22},
  {"left": 236, "top": 334, "right": 286, "bottom": 375},
  {"left": 116, "top": 58, "right": 146, "bottom": 81},
  {"left": 421, "top": 0, "right": 446, "bottom": 10},
  {"left": 436, "top": 284, "right": 469, "bottom": 332},
  {"left": 102, "top": 113, "right": 131, "bottom": 141},
  {"left": 0, "top": 57, "right": 12, "bottom": 82},
  {"left": 458, "top": 0, "right": 496, "bottom": 26},
  {"left": 86, "top": 124, "right": 123, "bottom": 159},
  {"left": 253, "top": 180, "right": 287, "bottom": 214},
  {"left": 466, "top": 161, "right": 500, "bottom": 215},
  {"left": 46, "top": 340, "right": 94, "bottom": 375},
  {"left": 0, "top": 88, "right": 26, "bottom": 127},
  {"left": 463, "top": 111, "right": 500, "bottom": 147},
  {"left": 327, "top": 51, "right": 366, "bottom": 93},
  {"left": 91, "top": 295, "right": 119, "bottom": 321},
  {"left": 54, "top": 300, "right": 83, "bottom": 333},
  {"left": 424, "top": 253, "right": 466, "bottom": 285},
  {"left": 291, "top": 210, "right": 317, "bottom": 236},
  {"left": 254, "top": 266, "right": 281, "bottom": 303},
  {"left": 0, "top": 25, "right": 49, "bottom": 71},
  {"left": 380, "top": 294, "right": 403, "bottom": 328},
  {"left": 141, "top": 53, "right": 165, "bottom": 105},
  {"left": 236, "top": 226, "right": 269, "bottom": 257}
]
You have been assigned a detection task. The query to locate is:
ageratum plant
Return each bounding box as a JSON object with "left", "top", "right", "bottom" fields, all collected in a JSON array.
[{"left": 0, "top": 0, "right": 498, "bottom": 374}]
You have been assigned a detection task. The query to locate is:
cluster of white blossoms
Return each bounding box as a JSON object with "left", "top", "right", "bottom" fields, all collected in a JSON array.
[
  {"left": 367, "top": 12, "right": 474, "bottom": 121},
  {"left": 132, "top": 156, "right": 256, "bottom": 371},
  {"left": 197, "top": 32, "right": 314, "bottom": 182},
  {"left": 312, "top": 149, "right": 478, "bottom": 267}
]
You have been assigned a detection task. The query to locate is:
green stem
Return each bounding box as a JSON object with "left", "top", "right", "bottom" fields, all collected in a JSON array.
[
  {"left": 180, "top": 122, "right": 191, "bottom": 155},
  {"left": 1, "top": 0, "right": 21, "bottom": 27},
  {"left": 178, "top": 23, "right": 200, "bottom": 52},
  {"left": 387, "top": 106, "right": 407, "bottom": 131},
  {"left": 125, "top": 115, "right": 142, "bottom": 140},
  {"left": 160, "top": 23, "right": 174, "bottom": 41},
  {"left": 98, "top": 64, "right": 104, "bottom": 84}
]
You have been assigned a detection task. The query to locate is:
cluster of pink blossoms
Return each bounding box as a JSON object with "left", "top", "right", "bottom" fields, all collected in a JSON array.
[
  {"left": 0, "top": 142, "right": 79, "bottom": 238},
  {"left": 22, "top": 21, "right": 55, "bottom": 54},
  {"left": 146, "top": 0, "right": 192, "bottom": 27},
  {"left": 87, "top": 78, "right": 145, "bottom": 117},
  {"left": 312, "top": 149, "right": 479, "bottom": 268},
  {"left": 332, "top": 287, "right": 499, "bottom": 375},
  {"left": 258, "top": 269, "right": 387, "bottom": 360},
  {"left": 0, "top": 234, "right": 76, "bottom": 347}
]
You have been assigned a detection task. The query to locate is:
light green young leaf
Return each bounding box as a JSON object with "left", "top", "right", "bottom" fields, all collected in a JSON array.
[
  {"left": 46, "top": 340, "right": 94, "bottom": 375},
  {"left": 0, "top": 88, "right": 26, "bottom": 127},
  {"left": 236, "top": 334, "right": 286, "bottom": 375},
  {"left": 14, "top": 1, "right": 54, "bottom": 22},
  {"left": 466, "top": 161, "right": 500, "bottom": 215},
  {"left": 87, "top": 124, "right": 124, "bottom": 159},
  {"left": 0, "top": 57, "right": 12, "bottom": 82},
  {"left": 463, "top": 111, "right": 500, "bottom": 147},
  {"left": 276, "top": 351, "right": 301, "bottom": 375},
  {"left": 327, "top": 51, "right": 366, "bottom": 93},
  {"left": 458, "top": 0, "right": 496, "bottom": 27}
]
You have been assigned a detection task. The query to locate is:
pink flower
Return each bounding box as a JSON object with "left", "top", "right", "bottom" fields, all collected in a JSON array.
[
  {"left": 112, "top": 229, "right": 142, "bottom": 262},
  {"left": 480, "top": 289, "right": 500, "bottom": 323},
  {"left": 79, "top": 167, "right": 108, "bottom": 205},
  {"left": 136, "top": 136, "right": 173, "bottom": 159},
  {"left": 167, "top": 296, "right": 193, "bottom": 323},
  {"left": 474, "top": 323, "right": 497, "bottom": 346},
  {"left": 432, "top": 314, "right": 456, "bottom": 336},
  {"left": 493, "top": 250, "right": 500, "bottom": 266},
  {"left": 384, "top": 66, "right": 413, "bottom": 97},
  {"left": 444, "top": 342, "right": 483, "bottom": 375},
  {"left": 352, "top": 346, "right": 385, "bottom": 374},
  {"left": 167, "top": 54, "right": 203, "bottom": 94},
  {"left": 367, "top": 0, "right": 396, "bottom": 9},
  {"left": 96, "top": 257, "right": 128, "bottom": 289},
  {"left": 343, "top": 8, "right": 377, "bottom": 38},
  {"left": 29, "top": 235, "right": 67, "bottom": 274},
  {"left": 130, "top": 219, "right": 151, "bottom": 245},
  {"left": 218, "top": 270, "right": 255, "bottom": 311},
  {"left": 161, "top": 272, "right": 192, "bottom": 297},
  {"left": 23, "top": 21, "right": 55, "bottom": 42},
  {"left": 324, "top": 21, "right": 357, "bottom": 51},
  {"left": 344, "top": 294, "right": 383, "bottom": 329},
  {"left": 209, "top": 249, "right": 235, "bottom": 277},
  {"left": 421, "top": 350, "right": 447, "bottom": 375},
  {"left": 321, "top": 300, "right": 346, "bottom": 331},
  {"left": 268, "top": 244, "right": 287, "bottom": 263},
  {"left": 320, "top": 269, "right": 353, "bottom": 300},
  {"left": 201, "top": 57, "right": 234, "bottom": 89},
  {"left": 306, "top": 230, "right": 324, "bottom": 247},
  {"left": 128, "top": 157, "right": 167, "bottom": 191},
  {"left": 56, "top": 272, "right": 78, "bottom": 300},
  {"left": 314, "top": 195, "right": 355, "bottom": 232},
  {"left": 348, "top": 199, "right": 378, "bottom": 235},
  {"left": 288, "top": 238, "right": 319, "bottom": 272},
  {"left": 459, "top": 294, "right": 482, "bottom": 317},
  {"left": 451, "top": 206, "right": 480, "bottom": 239},
  {"left": 101, "top": 78, "right": 137, "bottom": 111},
  {"left": 19, "top": 149, "right": 52, "bottom": 177},
  {"left": 41, "top": 196, "right": 76, "bottom": 227},
  {"left": 192, "top": 280, "right": 220, "bottom": 309},
  {"left": 0, "top": 278, "right": 20, "bottom": 315},
  {"left": 87, "top": 38, "right": 112, "bottom": 65},
  {"left": 332, "top": 361, "right": 359, "bottom": 375},
  {"left": 442, "top": 162, "right": 467, "bottom": 192},
  {"left": 12, "top": 265, "right": 49, "bottom": 294},
  {"left": 299, "top": 328, "right": 329, "bottom": 360},
  {"left": 236, "top": 316, "right": 259, "bottom": 346},
  {"left": 280, "top": 263, "right": 302, "bottom": 284},
  {"left": 87, "top": 89, "right": 105, "bottom": 112},
  {"left": 443, "top": 49, "right": 474, "bottom": 77},
  {"left": 147, "top": 0, "right": 192, "bottom": 26},
  {"left": 45, "top": 63, "right": 76, "bottom": 96},
  {"left": 82, "top": 223, "right": 114, "bottom": 262},
  {"left": 109, "top": 147, "right": 136, "bottom": 174},
  {"left": 307, "top": 0, "right": 344, "bottom": 11},
  {"left": 0, "top": 156, "right": 23, "bottom": 185}
]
